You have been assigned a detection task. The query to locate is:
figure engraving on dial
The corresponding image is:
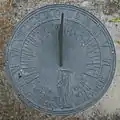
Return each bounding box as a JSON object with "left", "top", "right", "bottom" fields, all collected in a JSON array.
[{"left": 57, "top": 69, "right": 73, "bottom": 108}]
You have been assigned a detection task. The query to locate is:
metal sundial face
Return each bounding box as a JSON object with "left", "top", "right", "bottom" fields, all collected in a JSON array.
[{"left": 4, "top": 4, "right": 116, "bottom": 115}]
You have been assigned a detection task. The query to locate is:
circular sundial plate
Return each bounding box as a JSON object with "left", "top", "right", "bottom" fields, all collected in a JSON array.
[{"left": 4, "top": 4, "right": 116, "bottom": 115}]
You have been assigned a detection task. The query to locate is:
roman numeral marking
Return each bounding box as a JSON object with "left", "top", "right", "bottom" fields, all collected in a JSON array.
[
  {"left": 102, "top": 58, "right": 112, "bottom": 66},
  {"left": 26, "top": 36, "right": 39, "bottom": 47},
  {"left": 19, "top": 71, "right": 39, "bottom": 88},
  {"left": 83, "top": 73, "right": 98, "bottom": 79},
  {"left": 10, "top": 65, "right": 20, "bottom": 76},
  {"left": 10, "top": 48, "right": 20, "bottom": 57}
]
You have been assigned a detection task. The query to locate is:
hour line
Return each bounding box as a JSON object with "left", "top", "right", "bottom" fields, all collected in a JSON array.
[
  {"left": 20, "top": 74, "right": 39, "bottom": 88},
  {"left": 83, "top": 73, "right": 98, "bottom": 79}
]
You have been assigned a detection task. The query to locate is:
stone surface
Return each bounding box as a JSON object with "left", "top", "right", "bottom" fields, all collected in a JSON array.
[{"left": 0, "top": 0, "right": 120, "bottom": 118}]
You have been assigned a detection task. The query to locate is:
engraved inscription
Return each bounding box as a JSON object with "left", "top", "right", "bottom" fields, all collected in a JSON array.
[
  {"left": 86, "top": 38, "right": 101, "bottom": 78},
  {"left": 32, "top": 86, "right": 59, "bottom": 110},
  {"left": 11, "top": 40, "right": 23, "bottom": 50},
  {"left": 71, "top": 74, "right": 97, "bottom": 105},
  {"left": 84, "top": 84, "right": 96, "bottom": 98},
  {"left": 74, "top": 88, "right": 88, "bottom": 100},
  {"left": 50, "top": 9, "right": 61, "bottom": 18},
  {"left": 74, "top": 12, "right": 85, "bottom": 23},
  {"left": 94, "top": 75, "right": 106, "bottom": 93},
  {"left": 72, "top": 84, "right": 89, "bottom": 103},
  {"left": 65, "top": 26, "right": 77, "bottom": 37}
]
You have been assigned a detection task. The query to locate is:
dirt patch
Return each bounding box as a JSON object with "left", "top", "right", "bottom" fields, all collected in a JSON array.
[
  {"left": 103, "top": 0, "right": 120, "bottom": 15},
  {"left": 0, "top": 18, "right": 13, "bottom": 70},
  {"left": 0, "top": 0, "right": 12, "bottom": 12}
]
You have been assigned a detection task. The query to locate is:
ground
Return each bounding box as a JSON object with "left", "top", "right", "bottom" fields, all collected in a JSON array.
[{"left": 0, "top": 0, "right": 120, "bottom": 120}]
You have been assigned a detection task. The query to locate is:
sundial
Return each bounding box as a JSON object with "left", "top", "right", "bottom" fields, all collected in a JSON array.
[{"left": 4, "top": 4, "right": 116, "bottom": 115}]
